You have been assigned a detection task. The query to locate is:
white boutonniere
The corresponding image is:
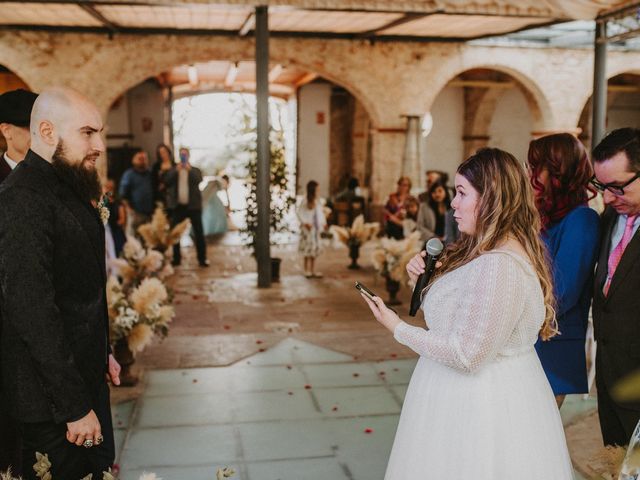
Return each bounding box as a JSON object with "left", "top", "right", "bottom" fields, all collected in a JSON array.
[{"left": 97, "top": 196, "right": 110, "bottom": 225}]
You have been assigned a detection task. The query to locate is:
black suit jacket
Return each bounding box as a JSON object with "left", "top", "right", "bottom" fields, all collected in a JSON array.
[
  {"left": 164, "top": 166, "right": 203, "bottom": 211},
  {"left": 0, "top": 150, "right": 109, "bottom": 424},
  {"left": 593, "top": 207, "right": 640, "bottom": 402},
  {"left": 0, "top": 155, "right": 11, "bottom": 184}
]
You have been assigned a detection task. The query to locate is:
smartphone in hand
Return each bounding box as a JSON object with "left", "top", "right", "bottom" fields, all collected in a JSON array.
[{"left": 355, "top": 281, "right": 397, "bottom": 313}]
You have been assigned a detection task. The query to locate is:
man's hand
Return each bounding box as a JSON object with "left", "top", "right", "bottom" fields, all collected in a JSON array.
[
  {"left": 66, "top": 410, "right": 101, "bottom": 446},
  {"left": 107, "top": 354, "right": 121, "bottom": 386}
]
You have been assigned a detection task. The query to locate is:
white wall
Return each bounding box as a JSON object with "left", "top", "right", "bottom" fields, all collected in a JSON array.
[
  {"left": 106, "top": 94, "right": 131, "bottom": 148},
  {"left": 488, "top": 87, "right": 533, "bottom": 164},
  {"left": 297, "top": 82, "right": 331, "bottom": 198},
  {"left": 106, "top": 80, "right": 165, "bottom": 162},
  {"left": 422, "top": 86, "right": 464, "bottom": 185}
]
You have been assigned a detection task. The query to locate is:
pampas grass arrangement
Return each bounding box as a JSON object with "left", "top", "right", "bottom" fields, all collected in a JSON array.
[
  {"left": 330, "top": 215, "right": 379, "bottom": 248},
  {"left": 371, "top": 231, "right": 422, "bottom": 283}
]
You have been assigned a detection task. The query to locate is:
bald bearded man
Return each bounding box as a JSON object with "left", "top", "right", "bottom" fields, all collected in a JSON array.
[{"left": 0, "top": 88, "right": 120, "bottom": 479}]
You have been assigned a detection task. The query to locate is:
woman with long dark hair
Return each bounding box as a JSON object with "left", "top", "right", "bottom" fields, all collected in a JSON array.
[
  {"left": 528, "top": 133, "right": 600, "bottom": 407},
  {"left": 361, "top": 148, "right": 573, "bottom": 479},
  {"left": 152, "top": 143, "right": 175, "bottom": 205},
  {"left": 297, "top": 180, "right": 326, "bottom": 278}
]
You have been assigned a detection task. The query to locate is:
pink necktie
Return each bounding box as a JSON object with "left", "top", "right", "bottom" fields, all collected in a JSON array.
[{"left": 604, "top": 214, "right": 638, "bottom": 296}]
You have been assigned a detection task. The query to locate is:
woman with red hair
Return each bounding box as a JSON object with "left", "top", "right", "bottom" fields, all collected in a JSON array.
[{"left": 528, "top": 133, "right": 600, "bottom": 407}]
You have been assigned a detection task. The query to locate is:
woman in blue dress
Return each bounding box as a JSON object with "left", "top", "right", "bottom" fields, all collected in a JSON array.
[
  {"left": 201, "top": 177, "right": 228, "bottom": 237},
  {"left": 527, "top": 133, "right": 600, "bottom": 407}
]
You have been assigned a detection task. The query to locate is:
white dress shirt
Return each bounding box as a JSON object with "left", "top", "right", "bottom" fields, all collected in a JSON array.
[{"left": 4, "top": 152, "right": 17, "bottom": 170}]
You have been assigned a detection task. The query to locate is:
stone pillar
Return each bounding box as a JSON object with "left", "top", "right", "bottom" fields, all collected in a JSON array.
[
  {"left": 351, "top": 97, "right": 371, "bottom": 188},
  {"left": 462, "top": 134, "right": 490, "bottom": 159},
  {"left": 402, "top": 115, "right": 422, "bottom": 190},
  {"left": 369, "top": 127, "right": 405, "bottom": 221}
]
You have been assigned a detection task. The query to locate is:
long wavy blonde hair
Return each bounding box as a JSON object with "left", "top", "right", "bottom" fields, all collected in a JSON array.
[{"left": 433, "top": 148, "right": 558, "bottom": 340}]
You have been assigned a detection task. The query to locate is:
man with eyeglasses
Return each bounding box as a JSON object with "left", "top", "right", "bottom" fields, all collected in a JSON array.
[{"left": 591, "top": 127, "right": 640, "bottom": 447}]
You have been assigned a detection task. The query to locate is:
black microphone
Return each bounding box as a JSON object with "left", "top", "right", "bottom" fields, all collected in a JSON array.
[{"left": 409, "top": 238, "right": 444, "bottom": 317}]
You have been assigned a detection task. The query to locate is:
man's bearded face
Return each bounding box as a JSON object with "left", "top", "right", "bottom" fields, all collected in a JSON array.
[{"left": 51, "top": 139, "right": 102, "bottom": 203}]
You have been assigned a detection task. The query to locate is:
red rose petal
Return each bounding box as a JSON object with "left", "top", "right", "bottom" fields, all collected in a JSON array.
[
  {"left": 332, "top": 406, "right": 338, "bottom": 411},
  {"left": 364, "top": 428, "right": 373, "bottom": 434},
  {"left": 256, "top": 340, "right": 264, "bottom": 345},
  {"left": 379, "top": 371, "right": 386, "bottom": 376},
  {"left": 390, "top": 353, "right": 398, "bottom": 358},
  {"left": 304, "top": 384, "right": 312, "bottom": 389},
  {"left": 259, "top": 348, "right": 266, "bottom": 352}
]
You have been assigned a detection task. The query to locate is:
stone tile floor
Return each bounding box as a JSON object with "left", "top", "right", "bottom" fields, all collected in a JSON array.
[
  {"left": 111, "top": 238, "right": 602, "bottom": 479},
  {"left": 113, "top": 338, "right": 595, "bottom": 479}
]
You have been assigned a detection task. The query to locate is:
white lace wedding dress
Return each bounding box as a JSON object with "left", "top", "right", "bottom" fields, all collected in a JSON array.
[{"left": 385, "top": 250, "right": 574, "bottom": 479}]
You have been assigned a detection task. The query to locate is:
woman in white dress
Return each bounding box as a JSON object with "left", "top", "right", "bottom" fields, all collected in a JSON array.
[
  {"left": 297, "top": 180, "right": 326, "bottom": 278},
  {"left": 362, "top": 148, "right": 574, "bottom": 479}
]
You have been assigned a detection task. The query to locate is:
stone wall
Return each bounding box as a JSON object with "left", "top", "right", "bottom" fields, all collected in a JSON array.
[{"left": 3, "top": 30, "right": 640, "bottom": 204}]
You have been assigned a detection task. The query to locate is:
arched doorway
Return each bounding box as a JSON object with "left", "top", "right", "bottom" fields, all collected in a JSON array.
[
  {"left": 420, "top": 68, "right": 545, "bottom": 188},
  {"left": 577, "top": 73, "right": 640, "bottom": 150}
]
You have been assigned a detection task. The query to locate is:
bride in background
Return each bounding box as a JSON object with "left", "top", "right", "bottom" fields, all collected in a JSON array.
[
  {"left": 362, "top": 148, "right": 574, "bottom": 479},
  {"left": 201, "top": 176, "right": 229, "bottom": 237}
]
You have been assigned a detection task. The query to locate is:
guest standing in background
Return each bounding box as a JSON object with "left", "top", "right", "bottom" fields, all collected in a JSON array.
[
  {"left": 384, "top": 177, "right": 412, "bottom": 239},
  {"left": 528, "top": 133, "right": 600, "bottom": 408},
  {"left": 165, "top": 147, "right": 209, "bottom": 267},
  {"left": 297, "top": 180, "right": 326, "bottom": 278},
  {"left": 152, "top": 143, "right": 175, "bottom": 207},
  {"left": 0, "top": 89, "right": 38, "bottom": 185},
  {"left": 426, "top": 180, "right": 451, "bottom": 239},
  {"left": 119, "top": 149, "right": 154, "bottom": 236},
  {"left": 104, "top": 178, "right": 127, "bottom": 257}
]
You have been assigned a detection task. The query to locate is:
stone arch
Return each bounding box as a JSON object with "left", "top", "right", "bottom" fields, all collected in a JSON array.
[
  {"left": 577, "top": 71, "right": 640, "bottom": 148},
  {"left": 422, "top": 62, "right": 553, "bottom": 132},
  {"left": 97, "top": 37, "right": 382, "bottom": 130}
]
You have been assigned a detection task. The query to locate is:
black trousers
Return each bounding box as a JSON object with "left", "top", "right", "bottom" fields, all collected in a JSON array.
[
  {"left": 172, "top": 206, "right": 207, "bottom": 265},
  {"left": 597, "top": 355, "right": 640, "bottom": 446},
  {"left": 0, "top": 395, "right": 22, "bottom": 475},
  {"left": 20, "top": 383, "right": 115, "bottom": 480}
]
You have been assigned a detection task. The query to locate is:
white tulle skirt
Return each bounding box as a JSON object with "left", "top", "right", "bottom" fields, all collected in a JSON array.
[{"left": 384, "top": 350, "right": 574, "bottom": 479}]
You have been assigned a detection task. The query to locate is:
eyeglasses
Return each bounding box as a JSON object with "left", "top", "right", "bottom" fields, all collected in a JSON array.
[{"left": 590, "top": 173, "right": 640, "bottom": 196}]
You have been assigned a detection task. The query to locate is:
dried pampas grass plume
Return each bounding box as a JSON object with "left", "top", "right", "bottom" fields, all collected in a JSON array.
[
  {"left": 130, "top": 277, "right": 168, "bottom": 316},
  {"left": 128, "top": 323, "right": 154, "bottom": 353}
]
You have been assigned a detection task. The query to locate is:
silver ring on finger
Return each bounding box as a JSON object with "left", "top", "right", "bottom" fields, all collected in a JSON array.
[
  {"left": 95, "top": 434, "right": 104, "bottom": 445},
  {"left": 83, "top": 439, "right": 94, "bottom": 448}
]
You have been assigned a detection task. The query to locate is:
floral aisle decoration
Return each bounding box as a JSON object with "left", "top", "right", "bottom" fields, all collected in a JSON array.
[
  {"left": 106, "top": 207, "right": 188, "bottom": 386},
  {"left": 1, "top": 452, "right": 236, "bottom": 479},
  {"left": 330, "top": 215, "right": 380, "bottom": 269},
  {"left": 371, "top": 231, "right": 422, "bottom": 305},
  {"left": 137, "top": 206, "right": 190, "bottom": 254}
]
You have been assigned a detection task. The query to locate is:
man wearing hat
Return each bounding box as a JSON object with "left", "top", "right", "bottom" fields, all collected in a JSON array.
[
  {"left": 0, "top": 89, "right": 38, "bottom": 184},
  {"left": 0, "top": 88, "right": 37, "bottom": 475}
]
